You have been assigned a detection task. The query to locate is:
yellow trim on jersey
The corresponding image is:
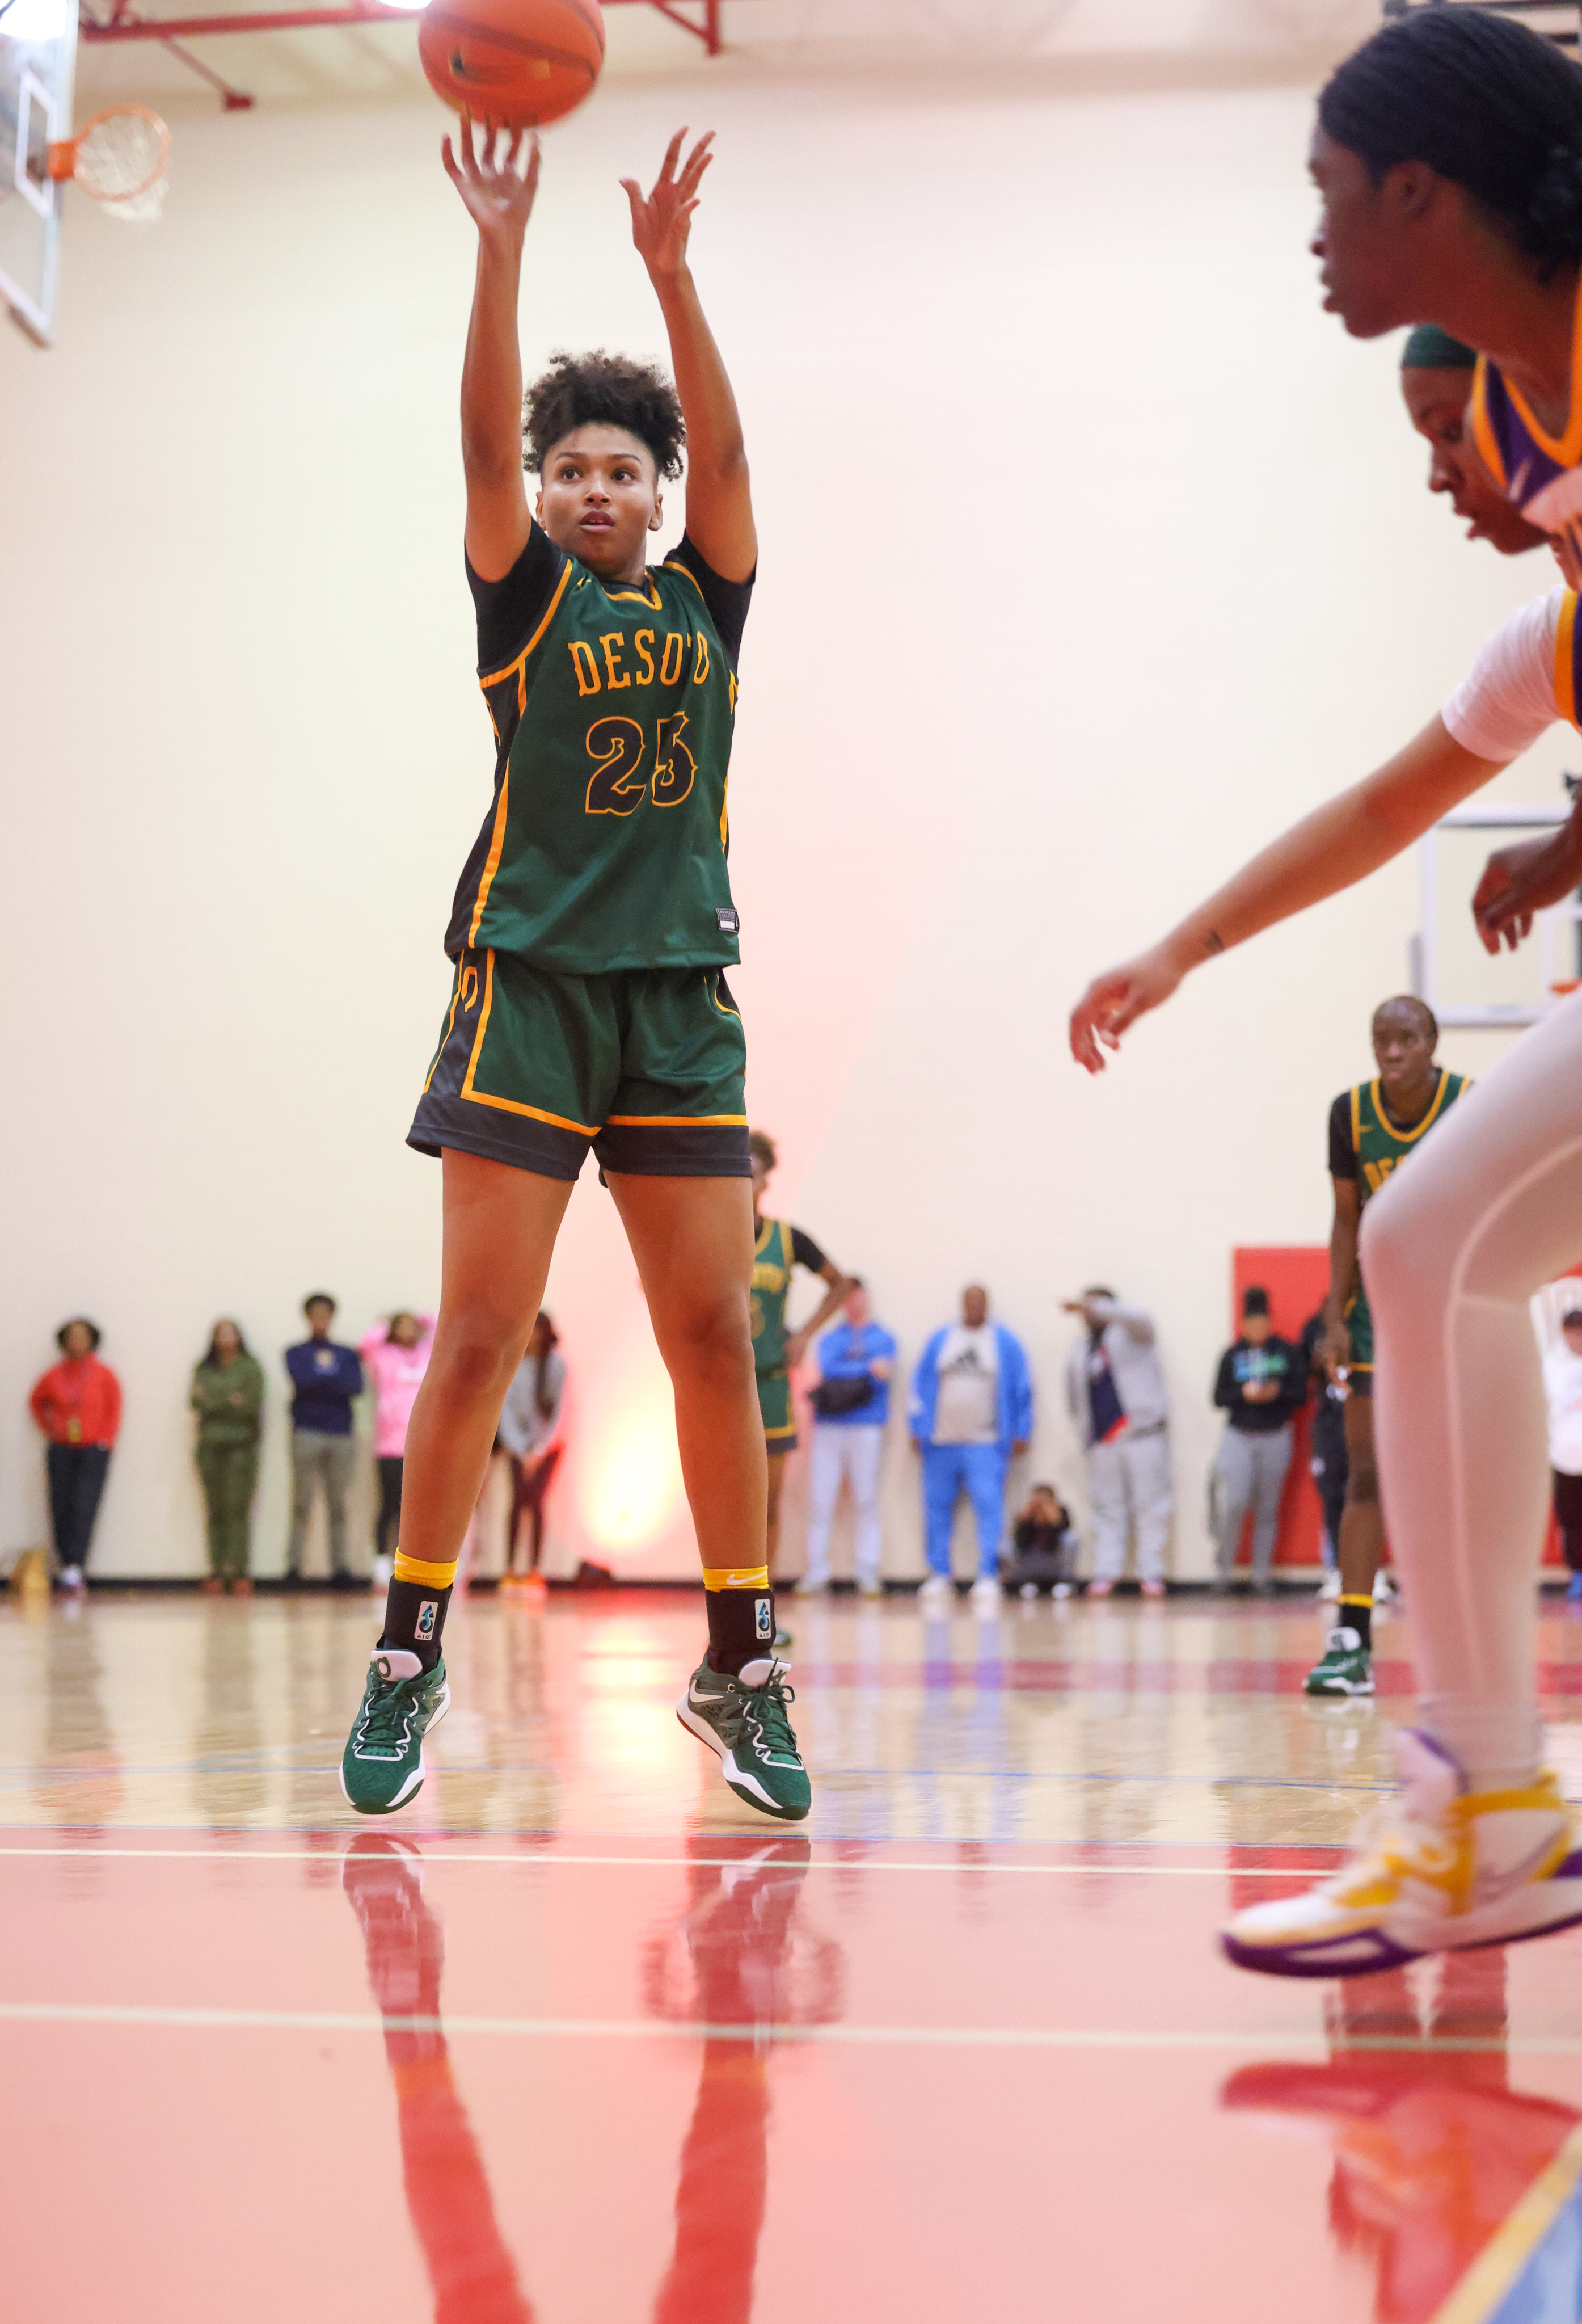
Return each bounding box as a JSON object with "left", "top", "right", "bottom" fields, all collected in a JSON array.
[
  {"left": 605, "top": 1112, "right": 749, "bottom": 1126},
  {"left": 764, "top": 1425, "right": 797, "bottom": 1445},
  {"left": 459, "top": 950, "right": 601, "bottom": 1135},
  {"left": 1490, "top": 282, "right": 1582, "bottom": 473},
  {"left": 1558, "top": 591, "right": 1580, "bottom": 731},
  {"left": 469, "top": 564, "right": 575, "bottom": 946},
  {"left": 478, "top": 560, "right": 575, "bottom": 709},
  {"left": 423, "top": 962, "right": 465, "bottom": 1096},
  {"left": 393, "top": 1552, "right": 459, "bottom": 1588},
  {"left": 1366, "top": 1068, "right": 1454, "bottom": 1146},
  {"left": 603, "top": 575, "right": 664, "bottom": 610},
  {"left": 1350, "top": 1083, "right": 1361, "bottom": 1161},
  {"left": 701, "top": 1564, "right": 770, "bottom": 1590},
  {"left": 663, "top": 557, "right": 707, "bottom": 605},
  {"left": 1470, "top": 356, "right": 1507, "bottom": 494}
]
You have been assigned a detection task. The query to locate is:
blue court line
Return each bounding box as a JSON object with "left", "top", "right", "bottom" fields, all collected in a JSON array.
[
  {"left": 0, "top": 1762, "right": 1402, "bottom": 1793},
  {"left": 0, "top": 1821, "right": 1351, "bottom": 1849},
  {"left": 1437, "top": 2123, "right": 1582, "bottom": 2324}
]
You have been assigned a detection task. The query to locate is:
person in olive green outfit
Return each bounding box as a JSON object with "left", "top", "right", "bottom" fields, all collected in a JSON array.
[{"left": 191, "top": 1319, "right": 265, "bottom": 1591}]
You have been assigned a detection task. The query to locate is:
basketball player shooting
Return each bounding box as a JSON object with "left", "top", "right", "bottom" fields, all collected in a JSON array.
[{"left": 338, "top": 123, "right": 810, "bottom": 1825}]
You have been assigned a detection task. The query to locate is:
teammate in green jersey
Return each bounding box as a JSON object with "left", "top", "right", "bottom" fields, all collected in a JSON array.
[
  {"left": 746, "top": 1130, "right": 851, "bottom": 1580},
  {"left": 340, "top": 123, "right": 809, "bottom": 1825},
  {"left": 1306, "top": 999, "right": 1469, "bottom": 1699}
]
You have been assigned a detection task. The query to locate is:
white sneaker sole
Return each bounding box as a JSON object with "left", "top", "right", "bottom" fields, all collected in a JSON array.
[
  {"left": 339, "top": 1683, "right": 450, "bottom": 1816},
  {"left": 675, "top": 1694, "right": 807, "bottom": 1820},
  {"left": 1225, "top": 1856, "right": 1582, "bottom": 1978}
]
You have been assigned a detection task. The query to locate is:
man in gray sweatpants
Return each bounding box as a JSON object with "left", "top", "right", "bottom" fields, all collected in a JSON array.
[
  {"left": 1062, "top": 1287, "right": 1174, "bottom": 1595},
  {"left": 1209, "top": 1286, "right": 1307, "bottom": 1592}
]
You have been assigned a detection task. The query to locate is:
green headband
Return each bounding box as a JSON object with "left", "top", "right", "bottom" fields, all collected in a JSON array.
[{"left": 1401, "top": 325, "right": 1476, "bottom": 372}]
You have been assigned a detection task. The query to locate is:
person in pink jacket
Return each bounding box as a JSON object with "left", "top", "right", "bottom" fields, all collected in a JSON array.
[{"left": 360, "top": 1313, "right": 436, "bottom": 1582}]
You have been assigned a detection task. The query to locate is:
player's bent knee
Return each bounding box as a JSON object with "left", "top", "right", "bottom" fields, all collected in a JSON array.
[
  {"left": 427, "top": 1323, "right": 524, "bottom": 1405},
  {"left": 1346, "top": 1458, "right": 1381, "bottom": 1506},
  {"left": 653, "top": 1291, "right": 753, "bottom": 1388}
]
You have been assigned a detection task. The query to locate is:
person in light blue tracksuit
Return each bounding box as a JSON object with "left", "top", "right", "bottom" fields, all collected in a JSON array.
[{"left": 909, "top": 1286, "right": 1033, "bottom": 1598}]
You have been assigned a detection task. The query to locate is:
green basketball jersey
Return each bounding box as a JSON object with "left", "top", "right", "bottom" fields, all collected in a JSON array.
[
  {"left": 447, "top": 534, "right": 743, "bottom": 975},
  {"left": 1341, "top": 1070, "right": 1470, "bottom": 1362},
  {"left": 1349, "top": 1071, "right": 1469, "bottom": 1205},
  {"left": 750, "top": 1219, "right": 794, "bottom": 1379}
]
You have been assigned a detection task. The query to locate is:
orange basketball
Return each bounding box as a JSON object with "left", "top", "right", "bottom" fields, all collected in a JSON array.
[{"left": 419, "top": 0, "right": 604, "bottom": 130}]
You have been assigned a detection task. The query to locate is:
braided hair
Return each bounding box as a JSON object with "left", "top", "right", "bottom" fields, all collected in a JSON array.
[{"left": 1321, "top": 10, "right": 1582, "bottom": 276}]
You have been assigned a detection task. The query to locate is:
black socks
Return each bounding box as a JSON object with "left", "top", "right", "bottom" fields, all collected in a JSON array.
[{"left": 704, "top": 1564, "right": 774, "bottom": 1676}]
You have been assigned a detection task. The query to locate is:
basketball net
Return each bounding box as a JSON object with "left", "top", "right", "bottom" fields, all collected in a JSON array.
[{"left": 49, "top": 106, "right": 172, "bottom": 224}]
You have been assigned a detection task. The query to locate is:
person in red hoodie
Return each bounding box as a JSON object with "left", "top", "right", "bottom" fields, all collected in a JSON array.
[{"left": 29, "top": 1319, "right": 121, "bottom": 1592}]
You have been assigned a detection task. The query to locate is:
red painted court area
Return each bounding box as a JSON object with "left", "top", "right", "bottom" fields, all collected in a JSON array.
[{"left": 6, "top": 1592, "right": 1582, "bottom": 2320}]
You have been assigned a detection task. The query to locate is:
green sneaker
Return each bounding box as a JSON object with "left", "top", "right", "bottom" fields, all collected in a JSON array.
[
  {"left": 339, "top": 1648, "right": 450, "bottom": 1816},
  {"left": 677, "top": 1655, "right": 811, "bottom": 1821},
  {"left": 1304, "top": 1626, "right": 1374, "bottom": 1698}
]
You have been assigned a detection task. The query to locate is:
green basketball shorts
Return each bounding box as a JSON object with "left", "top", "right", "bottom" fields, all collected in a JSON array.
[
  {"left": 757, "top": 1367, "right": 796, "bottom": 1452},
  {"left": 410, "top": 948, "right": 750, "bottom": 1181},
  {"left": 1344, "top": 1286, "right": 1375, "bottom": 1386}
]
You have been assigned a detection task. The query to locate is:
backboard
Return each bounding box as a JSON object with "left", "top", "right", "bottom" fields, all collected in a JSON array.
[
  {"left": 1411, "top": 802, "right": 1581, "bottom": 1030},
  {"left": 1, "top": 0, "right": 77, "bottom": 344}
]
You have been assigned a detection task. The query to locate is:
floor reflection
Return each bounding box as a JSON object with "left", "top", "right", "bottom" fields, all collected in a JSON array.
[
  {"left": 344, "top": 1832, "right": 846, "bottom": 2323},
  {"left": 642, "top": 1838, "right": 844, "bottom": 2324},
  {"left": 343, "top": 1837, "right": 535, "bottom": 2323},
  {"left": 1221, "top": 1953, "right": 1579, "bottom": 2323}
]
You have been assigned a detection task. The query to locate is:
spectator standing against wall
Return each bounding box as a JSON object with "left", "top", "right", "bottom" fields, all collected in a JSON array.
[
  {"left": 910, "top": 1286, "right": 1033, "bottom": 1609},
  {"left": 1209, "top": 1287, "right": 1306, "bottom": 1595},
  {"left": 191, "top": 1319, "right": 265, "bottom": 1595},
  {"left": 360, "top": 1312, "right": 436, "bottom": 1589},
  {"left": 801, "top": 1280, "right": 896, "bottom": 1598},
  {"left": 1543, "top": 1304, "right": 1582, "bottom": 1604},
  {"left": 285, "top": 1293, "right": 364, "bottom": 1586},
  {"left": 497, "top": 1312, "right": 567, "bottom": 1597},
  {"left": 29, "top": 1319, "right": 121, "bottom": 1594},
  {"left": 1062, "top": 1287, "right": 1172, "bottom": 1598}
]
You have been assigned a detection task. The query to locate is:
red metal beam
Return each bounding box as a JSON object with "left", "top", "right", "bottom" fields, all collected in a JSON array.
[{"left": 79, "top": 0, "right": 721, "bottom": 49}]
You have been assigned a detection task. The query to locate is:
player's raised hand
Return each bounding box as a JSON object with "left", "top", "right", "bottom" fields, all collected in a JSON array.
[
  {"left": 1068, "top": 943, "right": 1187, "bottom": 1073},
  {"left": 1472, "top": 828, "right": 1581, "bottom": 954},
  {"left": 443, "top": 119, "right": 542, "bottom": 244},
  {"left": 621, "top": 129, "right": 714, "bottom": 279}
]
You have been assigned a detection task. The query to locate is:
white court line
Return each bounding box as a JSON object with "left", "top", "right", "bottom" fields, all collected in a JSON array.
[
  {"left": 0, "top": 1846, "right": 1321, "bottom": 1877},
  {"left": 1, "top": 1999, "right": 1577, "bottom": 2057}
]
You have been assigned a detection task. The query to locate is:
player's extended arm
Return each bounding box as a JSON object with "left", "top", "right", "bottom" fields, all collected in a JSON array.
[
  {"left": 1322, "top": 1179, "right": 1361, "bottom": 1376},
  {"left": 786, "top": 1262, "right": 857, "bottom": 1372},
  {"left": 1473, "top": 789, "right": 1582, "bottom": 953},
  {"left": 443, "top": 123, "right": 542, "bottom": 583},
  {"left": 622, "top": 131, "right": 756, "bottom": 584},
  {"left": 1069, "top": 717, "right": 1505, "bottom": 1071}
]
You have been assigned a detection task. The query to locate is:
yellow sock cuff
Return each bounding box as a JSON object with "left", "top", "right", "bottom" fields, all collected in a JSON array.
[
  {"left": 393, "top": 1551, "right": 459, "bottom": 1589},
  {"left": 702, "top": 1565, "right": 770, "bottom": 1592},
  {"left": 1339, "top": 1594, "right": 1372, "bottom": 1609}
]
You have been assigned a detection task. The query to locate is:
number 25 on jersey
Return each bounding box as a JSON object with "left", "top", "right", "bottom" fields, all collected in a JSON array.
[{"left": 586, "top": 714, "right": 698, "bottom": 817}]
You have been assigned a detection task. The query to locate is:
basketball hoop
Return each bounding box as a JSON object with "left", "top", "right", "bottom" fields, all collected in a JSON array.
[{"left": 48, "top": 106, "right": 171, "bottom": 224}]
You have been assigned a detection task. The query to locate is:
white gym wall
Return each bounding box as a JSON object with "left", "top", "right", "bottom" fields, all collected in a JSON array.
[{"left": 2, "top": 0, "right": 1571, "bottom": 1580}]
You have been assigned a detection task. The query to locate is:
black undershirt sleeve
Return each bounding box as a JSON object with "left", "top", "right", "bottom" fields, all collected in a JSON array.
[
  {"left": 664, "top": 533, "right": 755, "bottom": 669},
  {"left": 790, "top": 1227, "right": 828, "bottom": 1274},
  {"left": 1328, "top": 1092, "right": 1358, "bottom": 1181},
  {"left": 466, "top": 523, "right": 567, "bottom": 672}
]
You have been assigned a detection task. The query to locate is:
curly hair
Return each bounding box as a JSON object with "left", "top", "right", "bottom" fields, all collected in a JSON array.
[{"left": 522, "top": 350, "right": 686, "bottom": 479}]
